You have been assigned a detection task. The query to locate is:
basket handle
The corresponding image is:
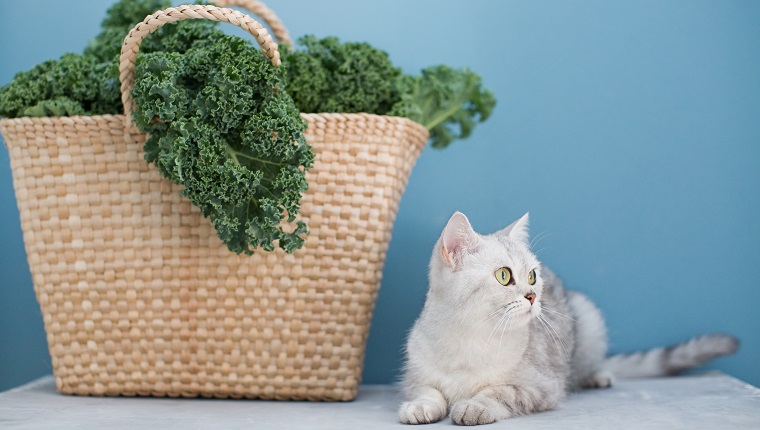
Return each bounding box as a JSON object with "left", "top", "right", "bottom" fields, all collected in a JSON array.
[
  {"left": 119, "top": 4, "right": 280, "bottom": 127},
  {"left": 213, "top": 0, "right": 292, "bottom": 46}
]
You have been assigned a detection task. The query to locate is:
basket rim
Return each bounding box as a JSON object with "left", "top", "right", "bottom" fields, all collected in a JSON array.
[
  {"left": 0, "top": 112, "right": 430, "bottom": 153},
  {"left": 0, "top": 112, "right": 428, "bottom": 132}
]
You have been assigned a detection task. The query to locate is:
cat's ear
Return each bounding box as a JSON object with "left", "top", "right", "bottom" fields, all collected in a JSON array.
[
  {"left": 496, "top": 212, "right": 530, "bottom": 244},
  {"left": 440, "top": 212, "right": 480, "bottom": 268}
]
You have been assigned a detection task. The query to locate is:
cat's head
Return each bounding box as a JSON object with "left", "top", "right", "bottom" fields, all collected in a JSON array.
[{"left": 429, "top": 211, "right": 543, "bottom": 328}]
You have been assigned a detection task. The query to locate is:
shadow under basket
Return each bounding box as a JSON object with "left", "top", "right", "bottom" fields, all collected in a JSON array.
[{"left": 0, "top": 111, "right": 427, "bottom": 400}]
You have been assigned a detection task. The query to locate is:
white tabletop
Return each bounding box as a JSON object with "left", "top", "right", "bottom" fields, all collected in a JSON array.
[{"left": 2, "top": 372, "right": 759, "bottom": 429}]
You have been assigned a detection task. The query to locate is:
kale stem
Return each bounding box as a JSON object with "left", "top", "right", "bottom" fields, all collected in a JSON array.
[
  {"left": 262, "top": 187, "right": 277, "bottom": 200},
  {"left": 423, "top": 91, "right": 469, "bottom": 131},
  {"left": 230, "top": 148, "right": 284, "bottom": 167},
  {"left": 226, "top": 147, "right": 241, "bottom": 166}
]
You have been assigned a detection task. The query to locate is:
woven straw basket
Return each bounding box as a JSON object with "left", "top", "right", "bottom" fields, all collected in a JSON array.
[{"left": 0, "top": 2, "right": 427, "bottom": 401}]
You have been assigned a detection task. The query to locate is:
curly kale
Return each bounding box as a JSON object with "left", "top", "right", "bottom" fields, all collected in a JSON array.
[
  {"left": 22, "top": 97, "right": 87, "bottom": 117},
  {"left": 0, "top": 0, "right": 314, "bottom": 255},
  {"left": 283, "top": 36, "right": 404, "bottom": 114},
  {"left": 390, "top": 65, "right": 496, "bottom": 149},
  {"left": 86, "top": 0, "right": 218, "bottom": 64},
  {"left": 132, "top": 32, "right": 313, "bottom": 254},
  {"left": 283, "top": 36, "right": 495, "bottom": 148},
  {"left": 0, "top": 0, "right": 217, "bottom": 118},
  {"left": 85, "top": 0, "right": 171, "bottom": 62},
  {"left": 0, "top": 53, "right": 120, "bottom": 118}
]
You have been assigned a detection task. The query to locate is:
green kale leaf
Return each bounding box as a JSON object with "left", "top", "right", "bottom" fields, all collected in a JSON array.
[
  {"left": 23, "top": 97, "right": 87, "bottom": 117},
  {"left": 0, "top": 0, "right": 217, "bottom": 119},
  {"left": 281, "top": 36, "right": 496, "bottom": 149},
  {"left": 283, "top": 35, "right": 403, "bottom": 114},
  {"left": 390, "top": 65, "right": 496, "bottom": 149},
  {"left": 132, "top": 32, "right": 313, "bottom": 255},
  {"left": 85, "top": 0, "right": 172, "bottom": 62},
  {"left": 86, "top": 0, "right": 218, "bottom": 64},
  {"left": 0, "top": 53, "right": 119, "bottom": 118}
]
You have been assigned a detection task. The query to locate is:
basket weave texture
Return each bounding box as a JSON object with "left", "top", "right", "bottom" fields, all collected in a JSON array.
[{"left": 0, "top": 3, "right": 428, "bottom": 401}]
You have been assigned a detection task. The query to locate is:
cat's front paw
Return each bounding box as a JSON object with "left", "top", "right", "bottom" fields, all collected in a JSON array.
[
  {"left": 450, "top": 399, "right": 496, "bottom": 426},
  {"left": 399, "top": 400, "right": 446, "bottom": 425}
]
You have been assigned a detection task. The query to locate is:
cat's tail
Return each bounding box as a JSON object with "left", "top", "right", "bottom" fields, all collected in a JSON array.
[{"left": 602, "top": 334, "right": 739, "bottom": 379}]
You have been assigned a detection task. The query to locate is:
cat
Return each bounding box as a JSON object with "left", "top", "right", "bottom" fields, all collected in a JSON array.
[{"left": 399, "top": 211, "right": 739, "bottom": 426}]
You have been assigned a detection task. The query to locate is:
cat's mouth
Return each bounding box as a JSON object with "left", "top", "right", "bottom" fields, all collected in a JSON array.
[
  {"left": 530, "top": 301, "right": 542, "bottom": 318},
  {"left": 498, "top": 300, "right": 540, "bottom": 326}
]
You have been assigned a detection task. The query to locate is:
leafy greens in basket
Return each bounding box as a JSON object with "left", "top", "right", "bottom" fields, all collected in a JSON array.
[{"left": 0, "top": 0, "right": 496, "bottom": 254}]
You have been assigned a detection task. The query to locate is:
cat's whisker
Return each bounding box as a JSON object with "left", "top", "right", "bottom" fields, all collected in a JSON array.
[
  {"left": 541, "top": 305, "right": 575, "bottom": 320},
  {"left": 454, "top": 307, "right": 503, "bottom": 337},
  {"left": 540, "top": 316, "right": 567, "bottom": 360},
  {"left": 487, "top": 304, "right": 519, "bottom": 347},
  {"left": 541, "top": 317, "right": 567, "bottom": 352},
  {"left": 529, "top": 231, "right": 552, "bottom": 249},
  {"left": 445, "top": 308, "right": 505, "bottom": 351},
  {"left": 486, "top": 311, "right": 510, "bottom": 346},
  {"left": 497, "top": 314, "right": 513, "bottom": 357},
  {"left": 536, "top": 315, "right": 556, "bottom": 350},
  {"left": 539, "top": 314, "right": 571, "bottom": 360},
  {"left": 541, "top": 307, "right": 576, "bottom": 321},
  {"left": 536, "top": 315, "right": 561, "bottom": 358},
  {"left": 460, "top": 308, "right": 505, "bottom": 338}
]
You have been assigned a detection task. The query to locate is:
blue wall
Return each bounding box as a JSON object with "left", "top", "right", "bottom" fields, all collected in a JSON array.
[{"left": 1, "top": 0, "right": 758, "bottom": 392}]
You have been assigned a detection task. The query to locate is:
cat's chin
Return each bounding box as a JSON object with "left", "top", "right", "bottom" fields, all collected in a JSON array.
[
  {"left": 518, "top": 305, "right": 542, "bottom": 326},
  {"left": 531, "top": 304, "right": 543, "bottom": 319},
  {"left": 510, "top": 318, "right": 532, "bottom": 328}
]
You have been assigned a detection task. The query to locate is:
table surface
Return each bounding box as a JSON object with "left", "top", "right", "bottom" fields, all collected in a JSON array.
[{"left": 2, "top": 372, "right": 759, "bottom": 429}]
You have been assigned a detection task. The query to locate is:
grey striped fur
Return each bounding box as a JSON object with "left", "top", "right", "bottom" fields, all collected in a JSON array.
[{"left": 604, "top": 335, "right": 739, "bottom": 379}]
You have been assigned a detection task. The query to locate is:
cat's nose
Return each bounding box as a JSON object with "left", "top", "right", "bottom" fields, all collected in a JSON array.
[{"left": 525, "top": 293, "right": 536, "bottom": 305}]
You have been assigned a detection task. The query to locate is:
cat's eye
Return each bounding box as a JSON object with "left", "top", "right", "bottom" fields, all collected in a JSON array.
[
  {"left": 495, "top": 267, "right": 512, "bottom": 286},
  {"left": 528, "top": 269, "right": 537, "bottom": 285}
]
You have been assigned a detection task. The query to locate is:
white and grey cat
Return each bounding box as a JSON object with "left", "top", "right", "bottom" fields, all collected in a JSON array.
[{"left": 399, "top": 211, "right": 738, "bottom": 426}]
